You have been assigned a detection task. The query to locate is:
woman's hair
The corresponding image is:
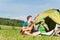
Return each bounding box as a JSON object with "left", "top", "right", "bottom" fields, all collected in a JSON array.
[{"left": 27, "top": 15, "right": 32, "bottom": 21}]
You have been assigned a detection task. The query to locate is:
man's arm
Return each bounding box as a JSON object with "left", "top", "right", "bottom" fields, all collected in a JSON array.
[{"left": 33, "top": 24, "right": 38, "bottom": 30}]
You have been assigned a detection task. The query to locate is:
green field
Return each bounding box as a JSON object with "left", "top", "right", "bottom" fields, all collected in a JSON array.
[{"left": 0, "top": 25, "right": 60, "bottom": 40}]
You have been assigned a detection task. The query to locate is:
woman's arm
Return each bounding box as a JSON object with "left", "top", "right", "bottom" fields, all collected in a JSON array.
[{"left": 43, "top": 23, "right": 49, "bottom": 31}]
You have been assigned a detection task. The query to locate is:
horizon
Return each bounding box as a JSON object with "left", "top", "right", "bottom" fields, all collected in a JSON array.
[
  {"left": 0, "top": 0, "right": 60, "bottom": 21},
  {"left": 0, "top": 17, "right": 24, "bottom": 21}
]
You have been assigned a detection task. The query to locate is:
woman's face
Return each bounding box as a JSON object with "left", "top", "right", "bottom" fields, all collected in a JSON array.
[{"left": 41, "top": 22, "right": 45, "bottom": 25}]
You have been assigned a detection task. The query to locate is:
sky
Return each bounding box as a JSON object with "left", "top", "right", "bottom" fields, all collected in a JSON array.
[{"left": 0, "top": 0, "right": 60, "bottom": 21}]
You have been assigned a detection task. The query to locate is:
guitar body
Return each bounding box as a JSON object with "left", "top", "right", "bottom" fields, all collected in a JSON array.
[
  {"left": 25, "top": 23, "right": 34, "bottom": 33},
  {"left": 21, "top": 23, "right": 34, "bottom": 34}
]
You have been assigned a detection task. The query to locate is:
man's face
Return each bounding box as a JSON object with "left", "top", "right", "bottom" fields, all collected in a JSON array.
[{"left": 29, "top": 17, "right": 32, "bottom": 22}]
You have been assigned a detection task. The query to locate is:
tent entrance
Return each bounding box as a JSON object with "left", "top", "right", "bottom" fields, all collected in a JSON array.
[{"left": 44, "top": 17, "right": 56, "bottom": 31}]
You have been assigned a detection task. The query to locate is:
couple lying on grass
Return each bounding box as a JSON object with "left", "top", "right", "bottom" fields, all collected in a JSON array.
[{"left": 20, "top": 15, "right": 60, "bottom": 36}]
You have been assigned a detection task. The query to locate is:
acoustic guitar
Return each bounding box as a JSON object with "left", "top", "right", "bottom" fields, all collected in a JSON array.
[{"left": 20, "top": 22, "right": 34, "bottom": 34}]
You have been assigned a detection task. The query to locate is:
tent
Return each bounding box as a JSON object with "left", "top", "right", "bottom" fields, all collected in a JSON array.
[{"left": 35, "top": 9, "right": 60, "bottom": 31}]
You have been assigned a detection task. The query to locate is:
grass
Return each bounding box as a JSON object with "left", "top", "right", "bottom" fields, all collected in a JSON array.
[
  {"left": 0, "top": 25, "right": 21, "bottom": 29},
  {"left": 0, "top": 25, "right": 60, "bottom": 40}
]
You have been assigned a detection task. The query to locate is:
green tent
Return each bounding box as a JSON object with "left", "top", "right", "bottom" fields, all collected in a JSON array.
[{"left": 35, "top": 9, "right": 60, "bottom": 31}]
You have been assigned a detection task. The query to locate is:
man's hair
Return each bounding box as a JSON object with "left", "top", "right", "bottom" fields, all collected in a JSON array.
[{"left": 27, "top": 15, "right": 32, "bottom": 21}]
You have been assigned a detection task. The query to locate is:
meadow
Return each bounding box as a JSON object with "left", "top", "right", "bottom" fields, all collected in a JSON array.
[{"left": 0, "top": 25, "right": 60, "bottom": 40}]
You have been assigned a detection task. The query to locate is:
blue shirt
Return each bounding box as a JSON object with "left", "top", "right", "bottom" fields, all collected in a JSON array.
[{"left": 23, "top": 21, "right": 28, "bottom": 27}]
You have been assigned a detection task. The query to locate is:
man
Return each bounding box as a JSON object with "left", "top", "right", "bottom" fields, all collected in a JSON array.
[{"left": 21, "top": 15, "right": 36, "bottom": 35}]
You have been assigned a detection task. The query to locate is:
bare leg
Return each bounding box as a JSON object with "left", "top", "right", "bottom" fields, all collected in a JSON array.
[
  {"left": 24, "top": 31, "right": 32, "bottom": 36},
  {"left": 54, "top": 24, "right": 60, "bottom": 36},
  {"left": 55, "top": 30, "right": 60, "bottom": 36},
  {"left": 32, "top": 31, "right": 41, "bottom": 36}
]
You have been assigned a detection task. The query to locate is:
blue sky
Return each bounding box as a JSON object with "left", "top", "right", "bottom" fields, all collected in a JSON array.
[{"left": 0, "top": 0, "right": 60, "bottom": 21}]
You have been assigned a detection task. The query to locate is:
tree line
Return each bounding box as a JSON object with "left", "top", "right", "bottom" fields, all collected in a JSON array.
[{"left": 0, "top": 18, "right": 24, "bottom": 27}]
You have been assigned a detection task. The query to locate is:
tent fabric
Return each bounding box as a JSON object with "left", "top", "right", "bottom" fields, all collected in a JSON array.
[{"left": 35, "top": 9, "right": 60, "bottom": 24}]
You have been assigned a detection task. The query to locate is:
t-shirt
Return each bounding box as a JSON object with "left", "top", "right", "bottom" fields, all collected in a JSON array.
[
  {"left": 38, "top": 24, "right": 46, "bottom": 33},
  {"left": 23, "top": 21, "right": 32, "bottom": 33},
  {"left": 23, "top": 21, "right": 28, "bottom": 27}
]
